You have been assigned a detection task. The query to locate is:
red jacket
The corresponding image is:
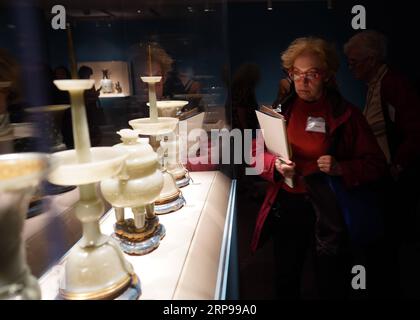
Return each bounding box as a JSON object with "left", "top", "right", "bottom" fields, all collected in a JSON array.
[{"left": 250, "top": 100, "right": 387, "bottom": 253}]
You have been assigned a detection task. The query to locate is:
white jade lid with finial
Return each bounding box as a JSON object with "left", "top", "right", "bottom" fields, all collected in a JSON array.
[{"left": 113, "top": 129, "right": 157, "bottom": 162}]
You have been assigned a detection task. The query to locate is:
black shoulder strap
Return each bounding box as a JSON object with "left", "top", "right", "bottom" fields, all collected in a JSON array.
[{"left": 327, "top": 89, "right": 347, "bottom": 156}]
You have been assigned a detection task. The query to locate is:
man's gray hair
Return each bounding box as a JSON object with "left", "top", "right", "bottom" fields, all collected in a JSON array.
[{"left": 344, "top": 30, "right": 388, "bottom": 61}]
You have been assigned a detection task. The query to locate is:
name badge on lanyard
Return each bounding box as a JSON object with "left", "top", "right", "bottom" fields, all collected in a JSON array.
[{"left": 306, "top": 116, "right": 326, "bottom": 133}]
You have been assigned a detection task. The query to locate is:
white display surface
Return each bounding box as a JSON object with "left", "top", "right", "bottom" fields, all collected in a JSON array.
[{"left": 38, "top": 171, "right": 232, "bottom": 300}]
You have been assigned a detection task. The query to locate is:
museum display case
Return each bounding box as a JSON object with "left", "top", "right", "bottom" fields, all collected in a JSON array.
[
  {"left": 5, "top": 0, "right": 420, "bottom": 302},
  {"left": 0, "top": 0, "right": 237, "bottom": 300}
]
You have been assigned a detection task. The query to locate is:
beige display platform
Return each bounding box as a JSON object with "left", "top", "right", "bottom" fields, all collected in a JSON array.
[{"left": 37, "top": 171, "right": 234, "bottom": 300}]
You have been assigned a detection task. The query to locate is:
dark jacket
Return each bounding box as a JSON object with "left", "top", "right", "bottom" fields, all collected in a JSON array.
[
  {"left": 380, "top": 68, "right": 420, "bottom": 168},
  {"left": 250, "top": 90, "right": 387, "bottom": 252}
]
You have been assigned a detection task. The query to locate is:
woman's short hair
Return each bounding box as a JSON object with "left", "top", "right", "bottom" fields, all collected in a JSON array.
[
  {"left": 344, "top": 30, "right": 387, "bottom": 61},
  {"left": 281, "top": 37, "right": 340, "bottom": 76},
  {"left": 232, "top": 63, "right": 260, "bottom": 88}
]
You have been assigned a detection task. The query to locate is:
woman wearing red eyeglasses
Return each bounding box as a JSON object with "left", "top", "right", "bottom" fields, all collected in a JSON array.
[{"left": 250, "top": 37, "right": 388, "bottom": 299}]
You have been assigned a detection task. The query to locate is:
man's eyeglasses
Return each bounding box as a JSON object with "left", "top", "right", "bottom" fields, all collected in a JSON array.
[{"left": 289, "top": 69, "right": 323, "bottom": 82}]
